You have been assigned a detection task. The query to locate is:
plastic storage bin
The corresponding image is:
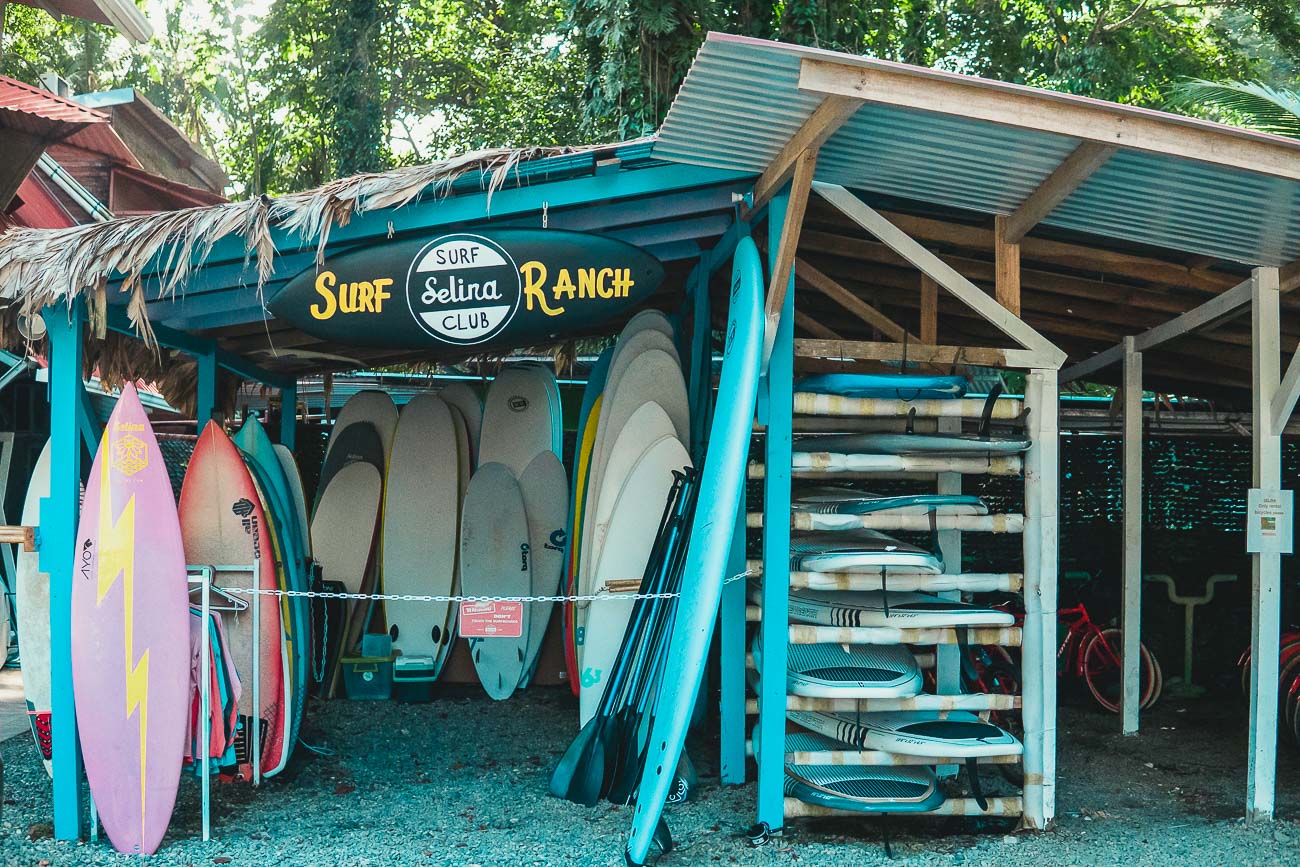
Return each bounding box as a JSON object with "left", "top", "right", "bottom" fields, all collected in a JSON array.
[
  {"left": 340, "top": 654, "right": 395, "bottom": 700},
  {"left": 393, "top": 655, "right": 437, "bottom": 702}
]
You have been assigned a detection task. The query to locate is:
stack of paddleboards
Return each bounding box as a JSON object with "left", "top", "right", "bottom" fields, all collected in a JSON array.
[
  {"left": 459, "top": 364, "right": 566, "bottom": 699},
  {"left": 565, "top": 311, "right": 692, "bottom": 725},
  {"left": 767, "top": 373, "right": 1026, "bottom": 816}
]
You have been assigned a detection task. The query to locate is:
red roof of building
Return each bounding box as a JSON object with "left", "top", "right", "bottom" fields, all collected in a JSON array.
[
  {"left": 0, "top": 75, "right": 106, "bottom": 136},
  {"left": 3, "top": 173, "right": 77, "bottom": 229}
]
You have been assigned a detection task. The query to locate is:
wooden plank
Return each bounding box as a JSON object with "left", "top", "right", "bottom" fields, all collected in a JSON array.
[
  {"left": 794, "top": 337, "right": 1057, "bottom": 370},
  {"left": 795, "top": 257, "right": 915, "bottom": 342},
  {"left": 793, "top": 393, "right": 1023, "bottom": 418},
  {"left": 749, "top": 94, "right": 864, "bottom": 211},
  {"left": 1248, "top": 266, "right": 1282, "bottom": 822},
  {"left": 798, "top": 55, "right": 1300, "bottom": 183},
  {"left": 749, "top": 693, "right": 1022, "bottom": 713},
  {"left": 743, "top": 564, "right": 1023, "bottom": 593},
  {"left": 994, "top": 216, "right": 1021, "bottom": 316},
  {"left": 787, "top": 453, "right": 1023, "bottom": 475},
  {"left": 814, "top": 182, "right": 1066, "bottom": 366},
  {"left": 745, "top": 512, "right": 1025, "bottom": 533},
  {"left": 745, "top": 741, "right": 1022, "bottom": 765},
  {"left": 793, "top": 310, "right": 842, "bottom": 340},
  {"left": 1121, "top": 338, "right": 1143, "bottom": 735},
  {"left": 785, "top": 797, "right": 1023, "bottom": 819},
  {"left": 1004, "top": 142, "right": 1117, "bottom": 243},
  {"left": 761, "top": 151, "right": 817, "bottom": 372},
  {"left": 920, "top": 274, "right": 938, "bottom": 343},
  {"left": 0, "top": 524, "right": 34, "bottom": 552}
]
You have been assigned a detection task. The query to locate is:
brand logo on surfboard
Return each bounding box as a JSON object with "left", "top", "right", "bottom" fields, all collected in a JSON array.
[
  {"left": 232, "top": 498, "right": 255, "bottom": 518},
  {"left": 268, "top": 229, "right": 664, "bottom": 354},
  {"left": 110, "top": 434, "right": 149, "bottom": 477},
  {"left": 508, "top": 395, "right": 528, "bottom": 412}
]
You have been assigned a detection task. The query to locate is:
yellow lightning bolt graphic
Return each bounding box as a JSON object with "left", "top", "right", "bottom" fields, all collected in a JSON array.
[{"left": 96, "top": 446, "right": 149, "bottom": 844}]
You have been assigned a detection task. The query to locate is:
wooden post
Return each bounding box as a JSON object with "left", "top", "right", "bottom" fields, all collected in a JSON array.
[
  {"left": 1247, "top": 266, "right": 1282, "bottom": 822},
  {"left": 1121, "top": 337, "right": 1143, "bottom": 735},
  {"left": 1021, "top": 368, "right": 1059, "bottom": 829},
  {"left": 757, "top": 192, "right": 796, "bottom": 833},
  {"left": 995, "top": 216, "right": 1021, "bottom": 316},
  {"left": 920, "top": 274, "right": 938, "bottom": 344},
  {"left": 43, "top": 302, "right": 84, "bottom": 839}
]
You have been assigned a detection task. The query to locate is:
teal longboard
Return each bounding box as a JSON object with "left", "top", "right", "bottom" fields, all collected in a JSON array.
[
  {"left": 790, "top": 530, "right": 942, "bottom": 573},
  {"left": 626, "top": 236, "right": 762, "bottom": 864},
  {"left": 797, "top": 373, "right": 967, "bottom": 400},
  {"left": 797, "top": 432, "right": 1030, "bottom": 456}
]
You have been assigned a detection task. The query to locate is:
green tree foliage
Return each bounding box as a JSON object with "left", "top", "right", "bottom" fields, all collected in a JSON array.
[{"left": 0, "top": 0, "right": 1296, "bottom": 195}]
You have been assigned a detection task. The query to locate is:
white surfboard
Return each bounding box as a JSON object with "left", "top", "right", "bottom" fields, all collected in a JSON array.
[
  {"left": 752, "top": 638, "right": 921, "bottom": 698},
  {"left": 579, "top": 436, "right": 691, "bottom": 725},
  {"left": 438, "top": 406, "right": 473, "bottom": 674},
  {"left": 440, "top": 382, "right": 483, "bottom": 465},
  {"left": 327, "top": 390, "right": 398, "bottom": 467},
  {"left": 789, "top": 709, "right": 1023, "bottom": 758},
  {"left": 382, "top": 395, "right": 460, "bottom": 660},
  {"left": 517, "top": 451, "right": 569, "bottom": 687},
  {"left": 619, "top": 309, "right": 675, "bottom": 345},
  {"left": 312, "top": 462, "right": 382, "bottom": 594},
  {"left": 459, "top": 462, "right": 531, "bottom": 700},
  {"left": 479, "top": 367, "right": 557, "bottom": 477},
  {"left": 16, "top": 440, "right": 53, "bottom": 774},
  {"left": 787, "top": 589, "right": 1017, "bottom": 628},
  {"left": 580, "top": 403, "right": 676, "bottom": 595}
]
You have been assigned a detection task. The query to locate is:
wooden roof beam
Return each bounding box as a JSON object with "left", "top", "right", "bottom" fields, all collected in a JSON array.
[
  {"left": 798, "top": 57, "right": 1300, "bottom": 183},
  {"left": 749, "top": 94, "right": 864, "bottom": 213},
  {"left": 794, "top": 310, "right": 842, "bottom": 340},
  {"left": 794, "top": 257, "right": 915, "bottom": 343},
  {"left": 1002, "top": 142, "right": 1117, "bottom": 244}
]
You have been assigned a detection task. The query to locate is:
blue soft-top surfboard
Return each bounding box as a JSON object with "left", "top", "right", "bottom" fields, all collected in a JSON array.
[
  {"left": 626, "top": 236, "right": 763, "bottom": 865},
  {"left": 798, "top": 373, "right": 967, "bottom": 400},
  {"left": 797, "top": 432, "right": 1030, "bottom": 456}
]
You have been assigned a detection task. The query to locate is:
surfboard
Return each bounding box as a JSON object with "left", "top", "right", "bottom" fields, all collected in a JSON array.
[
  {"left": 16, "top": 439, "right": 53, "bottom": 774},
  {"left": 565, "top": 379, "right": 608, "bottom": 695},
  {"left": 312, "top": 460, "right": 382, "bottom": 640},
  {"left": 536, "top": 363, "right": 564, "bottom": 457},
  {"left": 626, "top": 235, "right": 763, "bottom": 866},
  {"left": 787, "top": 589, "right": 1017, "bottom": 628},
  {"left": 74, "top": 384, "right": 189, "bottom": 855},
  {"left": 789, "top": 709, "right": 1023, "bottom": 758},
  {"left": 784, "top": 761, "right": 944, "bottom": 814},
  {"left": 273, "top": 445, "right": 312, "bottom": 560},
  {"left": 180, "top": 421, "right": 290, "bottom": 781},
  {"left": 752, "top": 638, "right": 921, "bottom": 698},
  {"left": 382, "top": 395, "right": 459, "bottom": 660},
  {"left": 581, "top": 403, "right": 677, "bottom": 596},
  {"left": 797, "top": 433, "right": 1031, "bottom": 456},
  {"left": 326, "top": 390, "right": 398, "bottom": 467},
  {"left": 459, "top": 462, "right": 531, "bottom": 700},
  {"left": 478, "top": 366, "right": 557, "bottom": 477},
  {"left": 579, "top": 436, "right": 691, "bottom": 725},
  {"left": 619, "top": 308, "right": 675, "bottom": 345},
  {"left": 790, "top": 531, "right": 943, "bottom": 573},
  {"left": 793, "top": 488, "right": 989, "bottom": 516},
  {"left": 314, "top": 421, "right": 384, "bottom": 513},
  {"left": 797, "top": 373, "right": 968, "bottom": 400},
  {"left": 439, "top": 382, "right": 483, "bottom": 464},
  {"left": 517, "top": 451, "right": 568, "bottom": 687}
]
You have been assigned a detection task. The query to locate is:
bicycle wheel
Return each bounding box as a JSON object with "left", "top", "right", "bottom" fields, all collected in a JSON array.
[{"left": 1081, "top": 628, "right": 1160, "bottom": 713}]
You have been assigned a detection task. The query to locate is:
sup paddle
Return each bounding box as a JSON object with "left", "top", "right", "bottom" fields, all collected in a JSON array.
[{"left": 549, "top": 473, "right": 688, "bottom": 805}]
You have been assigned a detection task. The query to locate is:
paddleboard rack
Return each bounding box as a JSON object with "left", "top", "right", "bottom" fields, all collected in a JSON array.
[{"left": 733, "top": 367, "right": 1048, "bottom": 835}]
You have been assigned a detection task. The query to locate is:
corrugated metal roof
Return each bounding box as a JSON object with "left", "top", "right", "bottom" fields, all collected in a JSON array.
[
  {"left": 654, "top": 34, "right": 1300, "bottom": 266},
  {"left": 0, "top": 76, "right": 105, "bottom": 133}
]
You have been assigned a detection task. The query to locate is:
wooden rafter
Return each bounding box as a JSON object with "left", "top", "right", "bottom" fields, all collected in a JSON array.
[
  {"left": 794, "top": 257, "right": 915, "bottom": 343},
  {"left": 761, "top": 150, "right": 818, "bottom": 371},
  {"left": 794, "top": 310, "right": 842, "bottom": 340},
  {"left": 994, "top": 216, "right": 1021, "bottom": 315},
  {"left": 813, "top": 182, "right": 1066, "bottom": 367},
  {"left": 1003, "top": 142, "right": 1117, "bottom": 243},
  {"left": 920, "top": 275, "right": 938, "bottom": 344},
  {"left": 749, "top": 94, "right": 864, "bottom": 212}
]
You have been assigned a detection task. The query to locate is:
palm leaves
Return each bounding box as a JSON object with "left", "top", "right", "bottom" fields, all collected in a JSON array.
[{"left": 1168, "top": 79, "right": 1300, "bottom": 139}]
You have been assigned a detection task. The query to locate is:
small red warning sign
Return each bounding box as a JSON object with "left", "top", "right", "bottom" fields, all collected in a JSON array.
[{"left": 459, "top": 601, "right": 524, "bottom": 638}]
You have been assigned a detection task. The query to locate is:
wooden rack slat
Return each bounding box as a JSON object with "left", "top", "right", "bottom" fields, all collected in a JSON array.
[
  {"left": 784, "top": 797, "right": 1023, "bottom": 818},
  {"left": 0, "top": 524, "right": 35, "bottom": 552},
  {"left": 794, "top": 393, "right": 1023, "bottom": 419},
  {"left": 747, "top": 512, "right": 1025, "bottom": 533},
  {"left": 745, "top": 741, "right": 1022, "bottom": 766},
  {"left": 744, "top": 694, "right": 1022, "bottom": 713},
  {"left": 744, "top": 563, "right": 1024, "bottom": 593}
]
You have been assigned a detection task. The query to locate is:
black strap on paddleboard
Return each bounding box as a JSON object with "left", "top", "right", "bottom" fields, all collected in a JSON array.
[
  {"left": 880, "top": 566, "right": 889, "bottom": 616},
  {"left": 905, "top": 406, "right": 917, "bottom": 435},
  {"left": 966, "top": 757, "right": 988, "bottom": 811},
  {"left": 955, "top": 625, "right": 970, "bottom": 658},
  {"left": 977, "top": 383, "right": 1003, "bottom": 440}
]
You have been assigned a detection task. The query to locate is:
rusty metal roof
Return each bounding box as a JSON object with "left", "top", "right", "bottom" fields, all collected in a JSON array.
[{"left": 0, "top": 76, "right": 106, "bottom": 138}]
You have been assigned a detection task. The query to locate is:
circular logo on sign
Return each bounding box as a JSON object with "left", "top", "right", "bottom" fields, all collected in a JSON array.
[{"left": 405, "top": 233, "right": 521, "bottom": 346}]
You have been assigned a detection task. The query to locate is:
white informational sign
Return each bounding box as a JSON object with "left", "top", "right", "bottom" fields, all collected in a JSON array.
[{"left": 1246, "top": 489, "right": 1294, "bottom": 554}]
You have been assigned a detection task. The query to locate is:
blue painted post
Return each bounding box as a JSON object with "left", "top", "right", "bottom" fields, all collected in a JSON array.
[
  {"left": 43, "top": 302, "right": 85, "bottom": 839},
  {"left": 280, "top": 382, "right": 297, "bottom": 450},
  {"left": 195, "top": 350, "right": 217, "bottom": 431},
  {"left": 757, "top": 193, "right": 794, "bottom": 832},
  {"left": 687, "top": 262, "right": 712, "bottom": 457}
]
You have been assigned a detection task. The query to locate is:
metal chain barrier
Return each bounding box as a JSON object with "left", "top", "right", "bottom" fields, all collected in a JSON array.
[{"left": 225, "top": 569, "right": 756, "bottom": 605}]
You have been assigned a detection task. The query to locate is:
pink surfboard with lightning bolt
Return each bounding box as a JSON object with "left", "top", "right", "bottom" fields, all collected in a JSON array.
[{"left": 72, "top": 383, "right": 189, "bottom": 855}]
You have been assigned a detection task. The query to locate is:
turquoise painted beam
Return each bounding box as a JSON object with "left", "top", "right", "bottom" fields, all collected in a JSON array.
[
  {"left": 756, "top": 195, "right": 794, "bottom": 833},
  {"left": 42, "top": 301, "right": 85, "bottom": 839},
  {"left": 196, "top": 351, "right": 217, "bottom": 430},
  {"left": 76, "top": 383, "right": 102, "bottom": 456},
  {"left": 279, "top": 383, "right": 297, "bottom": 449}
]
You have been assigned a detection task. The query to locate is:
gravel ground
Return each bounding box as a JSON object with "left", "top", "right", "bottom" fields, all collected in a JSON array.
[{"left": 3, "top": 687, "right": 1300, "bottom": 866}]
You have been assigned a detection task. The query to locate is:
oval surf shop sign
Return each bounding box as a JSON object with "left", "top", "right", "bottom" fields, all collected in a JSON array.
[{"left": 268, "top": 229, "right": 665, "bottom": 350}]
